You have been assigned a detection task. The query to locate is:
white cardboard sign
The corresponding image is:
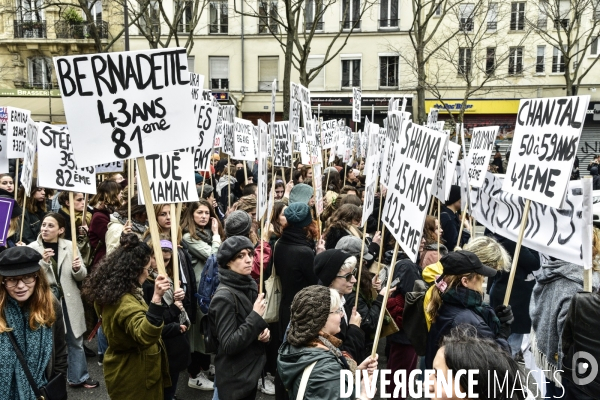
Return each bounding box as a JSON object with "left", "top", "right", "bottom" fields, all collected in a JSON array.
[
  {"left": 0, "top": 109, "right": 10, "bottom": 173},
  {"left": 352, "top": 88, "right": 362, "bottom": 123},
  {"left": 433, "top": 140, "right": 461, "bottom": 202},
  {"left": 5, "top": 107, "right": 30, "bottom": 159},
  {"left": 20, "top": 118, "right": 38, "bottom": 196},
  {"left": 54, "top": 48, "right": 197, "bottom": 167},
  {"left": 95, "top": 162, "right": 124, "bottom": 174},
  {"left": 467, "top": 126, "right": 498, "bottom": 188},
  {"left": 273, "top": 122, "right": 291, "bottom": 167},
  {"left": 233, "top": 118, "right": 256, "bottom": 161},
  {"left": 37, "top": 123, "right": 97, "bottom": 194},
  {"left": 257, "top": 120, "right": 268, "bottom": 221}
]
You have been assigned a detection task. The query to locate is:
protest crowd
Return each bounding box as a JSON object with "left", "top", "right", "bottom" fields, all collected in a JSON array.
[{"left": 0, "top": 48, "right": 598, "bottom": 400}]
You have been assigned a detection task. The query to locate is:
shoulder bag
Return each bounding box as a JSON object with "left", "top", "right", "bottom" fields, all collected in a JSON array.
[
  {"left": 296, "top": 361, "right": 317, "bottom": 400},
  {"left": 263, "top": 241, "right": 282, "bottom": 324}
]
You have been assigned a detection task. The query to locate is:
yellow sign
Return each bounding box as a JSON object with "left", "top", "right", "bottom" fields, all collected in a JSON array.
[{"left": 424, "top": 99, "right": 520, "bottom": 114}]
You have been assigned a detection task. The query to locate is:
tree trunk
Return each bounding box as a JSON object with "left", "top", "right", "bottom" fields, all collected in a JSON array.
[
  {"left": 416, "top": 48, "right": 427, "bottom": 125},
  {"left": 282, "top": 28, "right": 294, "bottom": 120}
]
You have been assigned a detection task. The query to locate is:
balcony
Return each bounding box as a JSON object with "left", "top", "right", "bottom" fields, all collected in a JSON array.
[
  {"left": 341, "top": 80, "right": 361, "bottom": 90},
  {"left": 379, "top": 78, "right": 398, "bottom": 89},
  {"left": 55, "top": 20, "right": 109, "bottom": 39},
  {"left": 22, "top": 81, "right": 54, "bottom": 89},
  {"left": 14, "top": 20, "right": 46, "bottom": 39},
  {"left": 340, "top": 20, "right": 361, "bottom": 30},
  {"left": 378, "top": 19, "right": 399, "bottom": 30}
]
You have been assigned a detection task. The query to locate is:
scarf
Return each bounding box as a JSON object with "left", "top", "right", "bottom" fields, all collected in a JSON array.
[
  {"left": 441, "top": 286, "right": 501, "bottom": 335},
  {"left": 112, "top": 212, "right": 148, "bottom": 235},
  {"left": 0, "top": 298, "right": 53, "bottom": 399},
  {"left": 195, "top": 227, "right": 213, "bottom": 247},
  {"left": 60, "top": 206, "right": 92, "bottom": 227},
  {"left": 218, "top": 268, "right": 258, "bottom": 303},
  {"left": 309, "top": 331, "right": 357, "bottom": 373}
]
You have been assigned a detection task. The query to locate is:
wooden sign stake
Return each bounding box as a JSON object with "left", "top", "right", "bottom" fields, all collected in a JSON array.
[
  {"left": 437, "top": 200, "right": 441, "bottom": 262},
  {"left": 354, "top": 223, "right": 368, "bottom": 309},
  {"left": 502, "top": 199, "right": 531, "bottom": 306},
  {"left": 136, "top": 157, "right": 166, "bottom": 276},
  {"left": 375, "top": 226, "right": 386, "bottom": 275},
  {"left": 19, "top": 196, "right": 26, "bottom": 243},
  {"left": 14, "top": 159, "right": 19, "bottom": 200},
  {"left": 68, "top": 192, "right": 77, "bottom": 256},
  {"left": 128, "top": 159, "right": 133, "bottom": 222},
  {"left": 259, "top": 217, "right": 265, "bottom": 294},
  {"left": 371, "top": 242, "right": 400, "bottom": 359},
  {"left": 170, "top": 203, "right": 180, "bottom": 291}
]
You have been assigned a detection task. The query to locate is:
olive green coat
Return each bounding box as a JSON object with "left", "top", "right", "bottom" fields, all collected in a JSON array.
[{"left": 96, "top": 293, "right": 171, "bottom": 400}]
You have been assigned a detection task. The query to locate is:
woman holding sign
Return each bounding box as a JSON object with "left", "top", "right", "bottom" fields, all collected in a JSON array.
[
  {"left": 28, "top": 213, "right": 100, "bottom": 389},
  {"left": 88, "top": 181, "right": 123, "bottom": 268},
  {"left": 57, "top": 192, "right": 91, "bottom": 241},
  {"left": 17, "top": 184, "right": 49, "bottom": 244}
]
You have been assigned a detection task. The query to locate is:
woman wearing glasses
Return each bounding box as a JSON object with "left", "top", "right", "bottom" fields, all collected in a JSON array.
[
  {"left": 0, "top": 246, "right": 67, "bottom": 399},
  {"left": 82, "top": 233, "right": 172, "bottom": 400},
  {"left": 314, "top": 249, "right": 365, "bottom": 362}
]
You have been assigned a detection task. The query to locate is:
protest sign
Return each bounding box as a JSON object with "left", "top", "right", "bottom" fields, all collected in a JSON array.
[
  {"left": 233, "top": 118, "right": 256, "bottom": 161},
  {"left": 4, "top": 106, "right": 30, "bottom": 159},
  {"left": 0, "top": 109, "right": 9, "bottom": 173},
  {"left": 137, "top": 150, "right": 199, "bottom": 205},
  {"left": 0, "top": 196, "right": 14, "bottom": 246},
  {"left": 95, "top": 162, "right": 124, "bottom": 173},
  {"left": 381, "top": 120, "right": 447, "bottom": 261},
  {"left": 191, "top": 90, "right": 218, "bottom": 170},
  {"left": 273, "top": 121, "right": 291, "bottom": 167},
  {"left": 221, "top": 121, "right": 234, "bottom": 156},
  {"left": 20, "top": 118, "right": 38, "bottom": 196},
  {"left": 37, "top": 123, "right": 97, "bottom": 194},
  {"left": 471, "top": 172, "right": 592, "bottom": 269},
  {"left": 380, "top": 112, "right": 410, "bottom": 188},
  {"left": 352, "top": 88, "right": 362, "bottom": 122},
  {"left": 433, "top": 140, "right": 461, "bottom": 202},
  {"left": 257, "top": 120, "right": 268, "bottom": 220},
  {"left": 54, "top": 48, "right": 197, "bottom": 167},
  {"left": 321, "top": 120, "right": 337, "bottom": 149},
  {"left": 290, "top": 82, "right": 309, "bottom": 138},
  {"left": 467, "top": 126, "right": 498, "bottom": 188},
  {"left": 314, "top": 162, "right": 324, "bottom": 214},
  {"left": 362, "top": 181, "right": 376, "bottom": 226},
  {"left": 502, "top": 95, "right": 589, "bottom": 209},
  {"left": 426, "top": 108, "right": 439, "bottom": 128},
  {"left": 364, "top": 123, "right": 380, "bottom": 186},
  {"left": 270, "top": 79, "right": 276, "bottom": 135},
  {"left": 189, "top": 73, "right": 205, "bottom": 101}
]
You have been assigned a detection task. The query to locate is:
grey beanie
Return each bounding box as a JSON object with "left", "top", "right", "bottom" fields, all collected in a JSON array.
[
  {"left": 289, "top": 183, "right": 314, "bottom": 204},
  {"left": 287, "top": 285, "right": 331, "bottom": 347},
  {"left": 197, "top": 184, "right": 214, "bottom": 199},
  {"left": 217, "top": 236, "right": 255, "bottom": 267},
  {"left": 225, "top": 210, "right": 253, "bottom": 237}
]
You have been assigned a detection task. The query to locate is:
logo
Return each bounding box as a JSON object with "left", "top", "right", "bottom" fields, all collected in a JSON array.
[{"left": 572, "top": 351, "right": 598, "bottom": 386}]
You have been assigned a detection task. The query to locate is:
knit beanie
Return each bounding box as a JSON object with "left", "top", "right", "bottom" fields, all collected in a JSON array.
[
  {"left": 314, "top": 249, "right": 352, "bottom": 287},
  {"left": 287, "top": 285, "right": 331, "bottom": 347},
  {"left": 225, "top": 210, "right": 253, "bottom": 237},
  {"left": 197, "top": 184, "right": 214, "bottom": 199},
  {"left": 217, "top": 236, "right": 255, "bottom": 267},
  {"left": 289, "top": 183, "right": 314, "bottom": 204},
  {"left": 284, "top": 202, "right": 313, "bottom": 228},
  {"left": 446, "top": 185, "right": 461, "bottom": 206}
]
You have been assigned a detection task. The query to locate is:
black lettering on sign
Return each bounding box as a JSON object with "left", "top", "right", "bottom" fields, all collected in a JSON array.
[
  {"left": 510, "top": 162, "right": 561, "bottom": 198},
  {"left": 150, "top": 181, "right": 190, "bottom": 203},
  {"left": 517, "top": 97, "right": 583, "bottom": 129},
  {"left": 147, "top": 152, "right": 183, "bottom": 181}
]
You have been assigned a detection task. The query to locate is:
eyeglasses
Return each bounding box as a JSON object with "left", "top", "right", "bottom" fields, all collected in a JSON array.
[
  {"left": 2, "top": 274, "right": 37, "bottom": 288},
  {"left": 329, "top": 308, "right": 344, "bottom": 315},
  {"left": 144, "top": 267, "right": 154, "bottom": 274},
  {"left": 336, "top": 268, "right": 357, "bottom": 282}
]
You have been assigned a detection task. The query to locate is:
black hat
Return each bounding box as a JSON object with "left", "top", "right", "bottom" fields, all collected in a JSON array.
[
  {"left": 225, "top": 210, "right": 253, "bottom": 237},
  {"left": 314, "top": 249, "right": 352, "bottom": 287},
  {"left": 0, "top": 247, "right": 42, "bottom": 277},
  {"left": 439, "top": 250, "right": 497, "bottom": 279},
  {"left": 198, "top": 184, "right": 214, "bottom": 199},
  {"left": 217, "top": 236, "right": 255, "bottom": 267},
  {"left": 446, "top": 185, "right": 461, "bottom": 206}
]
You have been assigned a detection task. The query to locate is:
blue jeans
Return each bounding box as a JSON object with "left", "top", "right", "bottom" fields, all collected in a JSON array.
[
  {"left": 507, "top": 333, "right": 524, "bottom": 357},
  {"left": 62, "top": 300, "right": 90, "bottom": 385},
  {"left": 212, "top": 377, "right": 219, "bottom": 400},
  {"left": 97, "top": 326, "right": 108, "bottom": 355}
]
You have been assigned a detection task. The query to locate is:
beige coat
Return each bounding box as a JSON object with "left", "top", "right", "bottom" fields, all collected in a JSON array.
[{"left": 29, "top": 236, "right": 88, "bottom": 338}]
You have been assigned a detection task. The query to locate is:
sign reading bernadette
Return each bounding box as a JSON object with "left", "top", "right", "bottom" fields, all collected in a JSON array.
[{"left": 53, "top": 48, "right": 197, "bottom": 168}]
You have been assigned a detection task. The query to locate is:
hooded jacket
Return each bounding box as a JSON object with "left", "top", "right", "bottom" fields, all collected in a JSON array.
[
  {"left": 529, "top": 258, "right": 600, "bottom": 382},
  {"left": 278, "top": 342, "right": 353, "bottom": 399}
]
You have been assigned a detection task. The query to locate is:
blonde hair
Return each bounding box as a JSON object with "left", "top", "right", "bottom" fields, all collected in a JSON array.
[
  {"left": 593, "top": 228, "right": 600, "bottom": 271},
  {"left": 426, "top": 273, "right": 483, "bottom": 324},
  {"left": 463, "top": 236, "right": 511, "bottom": 272},
  {"left": 339, "top": 256, "right": 357, "bottom": 273},
  {"left": 329, "top": 288, "right": 341, "bottom": 312}
]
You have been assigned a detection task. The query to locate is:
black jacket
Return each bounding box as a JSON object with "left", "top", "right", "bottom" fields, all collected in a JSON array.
[
  {"left": 561, "top": 292, "right": 600, "bottom": 398},
  {"left": 440, "top": 205, "right": 470, "bottom": 250},
  {"left": 387, "top": 258, "right": 422, "bottom": 345},
  {"left": 339, "top": 298, "right": 366, "bottom": 362},
  {"left": 209, "top": 268, "right": 269, "bottom": 399},
  {"left": 344, "top": 290, "right": 383, "bottom": 348},
  {"left": 20, "top": 209, "right": 43, "bottom": 245},
  {"left": 272, "top": 226, "right": 318, "bottom": 340},
  {"left": 142, "top": 278, "right": 191, "bottom": 372},
  {"left": 178, "top": 242, "right": 198, "bottom": 324}
]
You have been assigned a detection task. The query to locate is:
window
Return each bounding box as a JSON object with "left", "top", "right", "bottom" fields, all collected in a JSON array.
[
  {"left": 538, "top": 0, "right": 548, "bottom": 29},
  {"left": 379, "top": 56, "right": 398, "bottom": 87},
  {"left": 459, "top": 3, "right": 474, "bottom": 32},
  {"left": 258, "top": 57, "right": 278, "bottom": 91},
  {"left": 305, "top": 0, "right": 323, "bottom": 31},
  {"left": 485, "top": 47, "right": 496, "bottom": 75},
  {"left": 379, "top": 0, "right": 398, "bottom": 28},
  {"left": 306, "top": 56, "right": 325, "bottom": 90},
  {"left": 188, "top": 56, "right": 195, "bottom": 73},
  {"left": 259, "top": 1, "right": 278, "bottom": 33},
  {"left": 86, "top": 0, "right": 102, "bottom": 22},
  {"left": 487, "top": 3, "right": 497, "bottom": 31},
  {"left": 508, "top": 47, "right": 523, "bottom": 75},
  {"left": 595, "top": 0, "right": 600, "bottom": 19},
  {"left": 458, "top": 47, "right": 471, "bottom": 75},
  {"left": 536, "top": 45, "right": 545, "bottom": 73},
  {"left": 510, "top": 2, "right": 525, "bottom": 31},
  {"left": 554, "top": 0, "right": 569, "bottom": 29},
  {"left": 434, "top": 1, "right": 441, "bottom": 16},
  {"left": 592, "top": 37, "right": 599, "bottom": 56},
  {"left": 341, "top": 59, "right": 361, "bottom": 88},
  {"left": 552, "top": 46, "right": 565, "bottom": 73},
  {"left": 176, "top": 1, "right": 193, "bottom": 33},
  {"left": 139, "top": 0, "right": 160, "bottom": 36},
  {"left": 28, "top": 57, "right": 52, "bottom": 89},
  {"left": 209, "top": 0, "right": 228, "bottom": 34},
  {"left": 15, "top": 0, "right": 45, "bottom": 38},
  {"left": 341, "top": 0, "right": 361, "bottom": 30},
  {"left": 210, "top": 56, "right": 229, "bottom": 89},
  {"left": 16, "top": 0, "right": 43, "bottom": 21}
]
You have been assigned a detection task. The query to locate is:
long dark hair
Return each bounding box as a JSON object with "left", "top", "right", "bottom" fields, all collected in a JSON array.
[
  {"left": 82, "top": 233, "right": 151, "bottom": 305},
  {"left": 180, "top": 199, "right": 224, "bottom": 240},
  {"left": 270, "top": 202, "right": 287, "bottom": 237}
]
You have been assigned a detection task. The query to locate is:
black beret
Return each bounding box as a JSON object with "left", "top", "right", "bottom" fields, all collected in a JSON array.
[
  {"left": 217, "top": 236, "right": 255, "bottom": 268},
  {"left": 0, "top": 247, "right": 42, "bottom": 277},
  {"left": 314, "top": 249, "right": 352, "bottom": 287}
]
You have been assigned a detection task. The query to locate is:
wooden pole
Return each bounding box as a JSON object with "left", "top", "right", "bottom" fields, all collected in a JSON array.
[
  {"left": 455, "top": 185, "right": 472, "bottom": 250},
  {"left": 428, "top": 197, "right": 435, "bottom": 216},
  {"left": 128, "top": 159, "right": 133, "bottom": 222},
  {"left": 437, "top": 200, "right": 441, "bottom": 262},
  {"left": 14, "top": 159, "right": 19, "bottom": 200},
  {"left": 376, "top": 182, "right": 383, "bottom": 233},
  {"left": 82, "top": 194, "right": 89, "bottom": 227},
  {"left": 259, "top": 217, "right": 265, "bottom": 294},
  {"left": 281, "top": 167, "right": 286, "bottom": 185},
  {"left": 583, "top": 268, "right": 593, "bottom": 292},
  {"left": 170, "top": 203, "right": 180, "bottom": 291},
  {"left": 502, "top": 199, "right": 531, "bottom": 306},
  {"left": 136, "top": 157, "right": 166, "bottom": 275},
  {"left": 243, "top": 166, "right": 248, "bottom": 186},
  {"left": 343, "top": 164, "right": 347, "bottom": 187},
  {"left": 227, "top": 172, "right": 231, "bottom": 210},
  {"left": 200, "top": 178, "right": 206, "bottom": 198},
  {"left": 354, "top": 223, "right": 368, "bottom": 309},
  {"left": 19, "top": 196, "right": 26, "bottom": 243},
  {"left": 69, "top": 192, "right": 77, "bottom": 256},
  {"left": 371, "top": 242, "right": 400, "bottom": 359},
  {"left": 375, "top": 226, "right": 386, "bottom": 275},
  {"left": 176, "top": 203, "right": 182, "bottom": 224}
]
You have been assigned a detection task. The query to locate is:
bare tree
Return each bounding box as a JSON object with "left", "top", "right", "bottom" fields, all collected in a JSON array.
[
  {"left": 526, "top": 0, "right": 600, "bottom": 95},
  {"left": 234, "top": 0, "right": 375, "bottom": 118},
  {"left": 424, "top": 1, "right": 530, "bottom": 128}
]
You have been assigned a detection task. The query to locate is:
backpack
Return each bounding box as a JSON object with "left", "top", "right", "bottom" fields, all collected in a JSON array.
[
  {"left": 402, "top": 280, "right": 429, "bottom": 356},
  {"left": 195, "top": 254, "right": 220, "bottom": 314},
  {"left": 202, "top": 286, "right": 238, "bottom": 354}
]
